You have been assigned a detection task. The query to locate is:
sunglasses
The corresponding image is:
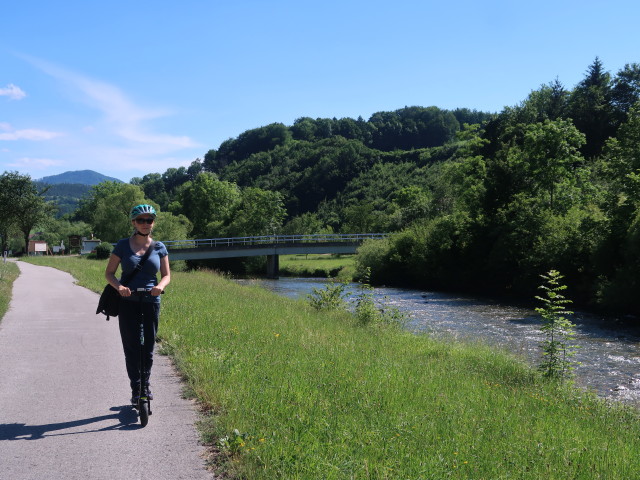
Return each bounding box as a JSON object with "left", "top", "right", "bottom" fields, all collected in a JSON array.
[{"left": 135, "top": 218, "right": 155, "bottom": 224}]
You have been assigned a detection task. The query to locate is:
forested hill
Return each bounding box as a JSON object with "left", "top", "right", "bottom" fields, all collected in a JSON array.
[
  {"left": 131, "top": 106, "right": 493, "bottom": 219},
  {"left": 35, "top": 183, "right": 92, "bottom": 217},
  {"left": 39, "top": 170, "right": 122, "bottom": 185},
  {"left": 118, "top": 58, "right": 640, "bottom": 313},
  {"left": 202, "top": 106, "right": 493, "bottom": 172},
  {"left": 35, "top": 170, "right": 123, "bottom": 217}
]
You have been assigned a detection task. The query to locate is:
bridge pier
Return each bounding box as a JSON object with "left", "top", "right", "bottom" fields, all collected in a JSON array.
[{"left": 266, "top": 254, "right": 279, "bottom": 279}]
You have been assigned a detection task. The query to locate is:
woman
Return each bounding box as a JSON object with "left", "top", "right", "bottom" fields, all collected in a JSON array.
[{"left": 105, "top": 204, "right": 170, "bottom": 405}]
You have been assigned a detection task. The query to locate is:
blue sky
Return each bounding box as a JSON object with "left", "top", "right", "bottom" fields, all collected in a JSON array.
[{"left": 1, "top": 1, "right": 639, "bottom": 183}]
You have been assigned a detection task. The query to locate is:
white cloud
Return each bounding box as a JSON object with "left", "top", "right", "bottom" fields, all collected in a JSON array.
[
  {"left": 0, "top": 123, "right": 63, "bottom": 141},
  {"left": 23, "top": 55, "right": 199, "bottom": 152},
  {"left": 0, "top": 83, "right": 26, "bottom": 100},
  {"left": 6, "top": 55, "right": 203, "bottom": 180},
  {"left": 8, "top": 157, "right": 63, "bottom": 169}
]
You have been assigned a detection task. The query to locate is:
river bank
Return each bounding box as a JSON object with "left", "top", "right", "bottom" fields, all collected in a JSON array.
[
  {"left": 276, "top": 254, "right": 640, "bottom": 325},
  {"left": 238, "top": 277, "right": 640, "bottom": 406},
  {"left": 278, "top": 253, "right": 356, "bottom": 279},
  {"left": 15, "top": 256, "right": 640, "bottom": 479}
]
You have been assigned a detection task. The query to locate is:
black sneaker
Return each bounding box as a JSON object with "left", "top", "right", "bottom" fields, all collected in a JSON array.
[
  {"left": 131, "top": 386, "right": 153, "bottom": 404},
  {"left": 144, "top": 386, "right": 154, "bottom": 400}
]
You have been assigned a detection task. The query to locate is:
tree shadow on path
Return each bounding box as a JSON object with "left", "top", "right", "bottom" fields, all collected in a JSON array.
[{"left": 0, "top": 405, "right": 141, "bottom": 440}]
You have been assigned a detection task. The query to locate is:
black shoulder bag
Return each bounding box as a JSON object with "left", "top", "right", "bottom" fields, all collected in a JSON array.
[{"left": 96, "top": 241, "right": 155, "bottom": 321}]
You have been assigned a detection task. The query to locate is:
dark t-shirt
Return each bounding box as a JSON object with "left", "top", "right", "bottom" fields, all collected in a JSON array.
[{"left": 112, "top": 238, "right": 168, "bottom": 302}]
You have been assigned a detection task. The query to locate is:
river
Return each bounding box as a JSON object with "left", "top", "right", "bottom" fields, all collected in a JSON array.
[{"left": 237, "top": 277, "right": 640, "bottom": 406}]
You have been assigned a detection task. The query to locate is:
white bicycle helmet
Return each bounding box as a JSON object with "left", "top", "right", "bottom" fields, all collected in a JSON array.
[{"left": 130, "top": 204, "right": 157, "bottom": 219}]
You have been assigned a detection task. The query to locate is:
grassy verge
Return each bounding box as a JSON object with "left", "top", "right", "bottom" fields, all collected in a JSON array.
[
  {"left": 0, "top": 261, "right": 20, "bottom": 321},
  {"left": 23, "top": 256, "right": 640, "bottom": 479},
  {"left": 279, "top": 254, "right": 355, "bottom": 280}
]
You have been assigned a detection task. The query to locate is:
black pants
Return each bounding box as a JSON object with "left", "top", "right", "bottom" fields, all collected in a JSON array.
[{"left": 118, "top": 299, "right": 160, "bottom": 392}]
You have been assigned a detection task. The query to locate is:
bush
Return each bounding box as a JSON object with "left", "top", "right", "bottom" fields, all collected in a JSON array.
[
  {"left": 355, "top": 237, "right": 391, "bottom": 281},
  {"left": 354, "top": 267, "right": 409, "bottom": 328},
  {"left": 307, "top": 280, "right": 348, "bottom": 310},
  {"left": 169, "top": 259, "right": 188, "bottom": 272},
  {"left": 95, "top": 242, "right": 113, "bottom": 260}
]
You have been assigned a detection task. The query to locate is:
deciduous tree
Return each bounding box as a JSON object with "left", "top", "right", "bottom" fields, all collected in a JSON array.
[
  {"left": 0, "top": 171, "right": 55, "bottom": 253},
  {"left": 92, "top": 183, "right": 149, "bottom": 241},
  {"left": 177, "top": 172, "right": 240, "bottom": 237}
]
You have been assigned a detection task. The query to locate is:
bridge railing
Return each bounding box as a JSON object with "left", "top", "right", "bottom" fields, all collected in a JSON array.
[{"left": 162, "top": 233, "right": 388, "bottom": 250}]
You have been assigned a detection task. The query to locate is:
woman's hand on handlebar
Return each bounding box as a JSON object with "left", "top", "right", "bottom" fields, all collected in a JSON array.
[
  {"left": 118, "top": 285, "right": 132, "bottom": 297},
  {"left": 150, "top": 285, "right": 164, "bottom": 296}
]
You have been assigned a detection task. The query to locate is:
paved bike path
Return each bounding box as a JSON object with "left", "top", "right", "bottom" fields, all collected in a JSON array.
[{"left": 0, "top": 261, "right": 215, "bottom": 480}]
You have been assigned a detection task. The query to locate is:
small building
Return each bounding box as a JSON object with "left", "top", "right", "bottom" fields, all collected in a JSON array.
[{"left": 81, "top": 238, "right": 101, "bottom": 255}]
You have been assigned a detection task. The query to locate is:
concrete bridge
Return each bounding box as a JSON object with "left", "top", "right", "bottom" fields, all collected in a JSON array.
[{"left": 163, "top": 233, "right": 388, "bottom": 278}]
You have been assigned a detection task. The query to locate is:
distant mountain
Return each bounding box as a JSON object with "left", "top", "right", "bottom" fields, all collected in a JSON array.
[
  {"left": 35, "top": 170, "right": 122, "bottom": 217},
  {"left": 34, "top": 182, "right": 92, "bottom": 217},
  {"left": 38, "top": 170, "right": 123, "bottom": 185}
]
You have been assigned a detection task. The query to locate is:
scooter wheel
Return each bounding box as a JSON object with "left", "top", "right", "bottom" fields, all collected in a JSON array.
[{"left": 139, "top": 399, "right": 149, "bottom": 427}]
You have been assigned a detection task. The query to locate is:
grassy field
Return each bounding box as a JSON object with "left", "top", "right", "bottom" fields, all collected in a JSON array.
[
  {"left": 0, "top": 260, "right": 19, "bottom": 321},
  {"left": 21, "top": 256, "right": 640, "bottom": 479},
  {"left": 279, "top": 254, "right": 355, "bottom": 279}
]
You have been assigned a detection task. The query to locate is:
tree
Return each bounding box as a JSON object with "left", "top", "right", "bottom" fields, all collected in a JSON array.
[
  {"left": 389, "top": 186, "right": 433, "bottom": 229},
  {"left": 435, "top": 153, "right": 487, "bottom": 217},
  {"left": 162, "top": 167, "right": 189, "bottom": 193},
  {"left": 341, "top": 203, "right": 378, "bottom": 233},
  {"left": 151, "top": 211, "right": 192, "bottom": 241},
  {"left": 35, "top": 218, "right": 92, "bottom": 249},
  {"left": 187, "top": 159, "right": 203, "bottom": 179},
  {"left": 369, "top": 106, "right": 460, "bottom": 151},
  {"left": 177, "top": 172, "right": 240, "bottom": 238},
  {"left": 73, "top": 181, "right": 123, "bottom": 224},
  {"left": 226, "top": 187, "right": 286, "bottom": 237},
  {"left": 452, "top": 108, "right": 495, "bottom": 127},
  {"left": 0, "top": 172, "right": 30, "bottom": 252},
  {"left": 16, "top": 192, "right": 56, "bottom": 254},
  {"left": 600, "top": 103, "right": 640, "bottom": 202},
  {"left": 282, "top": 212, "right": 327, "bottom": 235},
  {"left": 215, "top": 123, "right": 292, "bottom": 165},
  {"left": 333, "top": 117, "right": 373, "bottom": 145},
  {"left": 486, "top": 120, "right": 585, "bottom": 213},
  {"left": 91, "top": 184, "right": 149, "bottom": 242},
  {"left": 0, "top": 172, "right": 55, "bottom": 253},
  {"left": 136, "top": 173, "right": 167, "bottom": 209},
  {"left": 516, "top": 79, "right": 569, "bottom": 123},
  {"left": 567, "top": 57, "right": 615, "bottom": 157},
  {"left": 290, "top": 117, "right": 317, "bottom": 141},
  {"left": 518, "top": 119, "right": 586, "bottom": 211},
  {"left": 611, "top": 63, "right": 640, "bottom": 116},
  {"left": 536, "top": 270, "right": 578, "bottom": 380},
  {"left": 593, "top": 104, "right": 640, "bottom": 310},
  {"left": 203, "top": 148, "right": 225, "bottom": 173}
]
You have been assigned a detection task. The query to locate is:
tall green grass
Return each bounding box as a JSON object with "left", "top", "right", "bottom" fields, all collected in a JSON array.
[
  {"left": 0, "top": 260, "right": 20, "bottom": 321},
  {"left": 279, "top": 254, "right": 355, "bottom": 279},
  {"left": 23, "top": 256, "right": 640, "bottom": 479}
]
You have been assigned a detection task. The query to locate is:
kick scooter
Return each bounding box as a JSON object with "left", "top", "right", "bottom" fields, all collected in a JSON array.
[
  {"left": 137, "top": 316, "right": 152, "bottom": 427},
  {"left": 133, "top": 290, "right": 153, "bottom": 427}
]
